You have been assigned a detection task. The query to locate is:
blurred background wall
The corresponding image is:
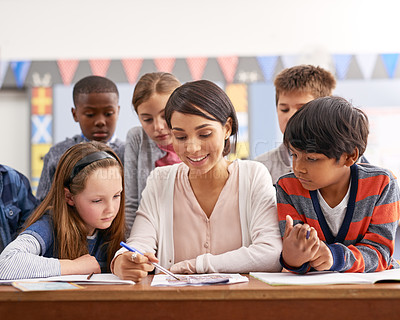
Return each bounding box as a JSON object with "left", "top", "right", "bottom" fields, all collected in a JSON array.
[{"left": 1, "top": 0, "right": 400, "bottom": 186}]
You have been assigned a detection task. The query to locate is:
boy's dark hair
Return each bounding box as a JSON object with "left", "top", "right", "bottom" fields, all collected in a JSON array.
[
  {"left": 274, "top": 65, "right": 336, "bottom": 105},
  {"left": 284, "top": 96, "right": 369, "bottom": 161},
  {"left": 165, "top": 80, "right": 238, "bottom": 157},
  {"left": 72, "top": 76, "right": 119, "bottom": 106}
]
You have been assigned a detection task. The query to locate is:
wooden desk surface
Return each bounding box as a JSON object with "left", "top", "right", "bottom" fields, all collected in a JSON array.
[{"left": 1, "top": 275, "right": 400, "bottom": 320}]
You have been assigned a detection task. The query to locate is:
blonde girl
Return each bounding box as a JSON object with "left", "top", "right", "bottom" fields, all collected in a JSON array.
[{"left": 124, "top": 72, "right": 181, "bottom": 234}]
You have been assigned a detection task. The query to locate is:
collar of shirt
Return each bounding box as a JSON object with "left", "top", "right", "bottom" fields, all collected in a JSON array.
[{"left": 81, "top": 133, "right": 117, "bottom": 144}]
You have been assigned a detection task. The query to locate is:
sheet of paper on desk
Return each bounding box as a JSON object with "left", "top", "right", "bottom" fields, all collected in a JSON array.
[
  {"left": 44, "top": 273, "right": 135, "bottom": 285},
  {"left": 151, "top": 273, "right": 248, "bottom": 287},
  {"left": 0, "top": 273, "right": 135, "bottom": 285},
  {"left": 250, "top": 269, "right": 400, "bottom": 286},
  {"left": 12, "top": 281, "right": 83, "bottom": 292}
]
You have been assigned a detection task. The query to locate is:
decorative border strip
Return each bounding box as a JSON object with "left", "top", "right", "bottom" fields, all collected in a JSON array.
[{"left": 1, "top": 54, "right": 400, "bottom": 89}]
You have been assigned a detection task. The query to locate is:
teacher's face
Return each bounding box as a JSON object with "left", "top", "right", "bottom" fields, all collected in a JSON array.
[{"left": 170, "top": 110, "right": 231, "bottom": 176}]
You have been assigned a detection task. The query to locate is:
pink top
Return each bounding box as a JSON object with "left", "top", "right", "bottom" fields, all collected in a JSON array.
[
  {"left": 155, "top": 143, "right": 181, "bottom": 167},
  {"left": 173, "top": 161, "right": 242, "bottom": 268}
]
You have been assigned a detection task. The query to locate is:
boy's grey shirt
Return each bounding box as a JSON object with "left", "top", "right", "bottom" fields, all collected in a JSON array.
[
  {"left": 255, "top": 143, "right": 292, "bottom": 186},
  {"left": 36, "top": 134, "right": 125, "bottom": 202}
]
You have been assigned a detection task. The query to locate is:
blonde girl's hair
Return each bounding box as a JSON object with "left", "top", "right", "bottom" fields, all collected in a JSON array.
[
  {"left": 132, "top": 72, "right": 181, "bottom": 112},
  {"left": 24, "top": 141, "right": 125, "bottom": 270}
]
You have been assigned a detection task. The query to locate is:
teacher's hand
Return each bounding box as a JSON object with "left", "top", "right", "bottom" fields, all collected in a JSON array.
[
  {"left": 112, "top": 251, "right": 157, "bottom": 282},
  {"left": 170, "top": 259, "right": 196, "bottom": 274}
]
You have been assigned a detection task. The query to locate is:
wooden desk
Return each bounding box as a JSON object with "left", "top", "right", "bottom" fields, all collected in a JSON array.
[{"left": 1, "top": 275, "right": 400, "bottom": 320}]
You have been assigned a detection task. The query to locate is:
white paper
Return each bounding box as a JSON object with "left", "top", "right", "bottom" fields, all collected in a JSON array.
[
  {"left": 0, "top": 273, "right": 135, "bottom": 285},
  {"left": 151, "top": 273, "right": 249, "bottom": 287},
  {"left": 250, "top": 269, "right": 400, "bottom": 286},
  {"left": 12, "top": 281, "right": 82, "bottom": 291}
]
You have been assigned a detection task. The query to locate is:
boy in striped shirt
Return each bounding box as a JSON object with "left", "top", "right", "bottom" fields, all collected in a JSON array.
[{"left": 277, "top": 96, "right": 400, "bottom": 273}]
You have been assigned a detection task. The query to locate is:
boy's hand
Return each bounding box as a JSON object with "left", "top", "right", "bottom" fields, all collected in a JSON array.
[
  {"left": 309, "top": 240, "right": 333, "bottom": 271},
  {"left": 282, "top": 215, "right": 320, "bottom": 268}
]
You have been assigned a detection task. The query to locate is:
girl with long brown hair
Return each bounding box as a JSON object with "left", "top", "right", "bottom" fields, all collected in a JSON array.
[{"left": 0, "top": 141, "right": 125, "bottom": 279}]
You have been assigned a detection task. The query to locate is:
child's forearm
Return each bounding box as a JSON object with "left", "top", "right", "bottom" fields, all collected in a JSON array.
[
  {"left": 0, "top": 234, "right": 60, "bottom": 280},
  {"left": 279, "top": 253, "right": 311, "bottom": 274},
  {"left": 60, "top": 254, "right": 100, "bottom": 275}
]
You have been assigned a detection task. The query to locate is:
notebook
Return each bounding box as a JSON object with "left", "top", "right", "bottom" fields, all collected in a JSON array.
[
  {"left": 0, "top": 273, "right": 135, "bottom": 285},
  {"left": 250, "top": 269, "right": 400, "bottom": 286}
]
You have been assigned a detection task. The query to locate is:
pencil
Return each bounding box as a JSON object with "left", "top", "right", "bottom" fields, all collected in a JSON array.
[{"left": 87, "top": 272, "right": 95, "bottom": 280}]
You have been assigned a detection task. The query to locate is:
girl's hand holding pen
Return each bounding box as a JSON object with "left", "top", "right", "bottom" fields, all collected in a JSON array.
[{"left": 113, "top": 251, "right": 158, "bottom": 282}]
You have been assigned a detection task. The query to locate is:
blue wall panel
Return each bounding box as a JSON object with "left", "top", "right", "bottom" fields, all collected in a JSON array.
[{"left": 248, "top": 82, "right": 279, "bottom": 159}]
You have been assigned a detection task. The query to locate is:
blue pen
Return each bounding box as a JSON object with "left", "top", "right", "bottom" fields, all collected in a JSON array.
[
  {"left": 120, "top": 241, "right": 181, "bottom": 280},
  {"left": 306, "top": 230, "right": 310, "bottom": 240}
]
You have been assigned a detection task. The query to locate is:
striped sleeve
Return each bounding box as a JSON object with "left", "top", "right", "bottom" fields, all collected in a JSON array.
[
  {"left": 0, "top": 234, "right": 61, "bottom": 280},
  {"left": 277, "top": 176, "right": 306, "bottom": 237},
  {"left": 276, "top": 176, "right": 323, "bottom": 238},
  {"left": 276, "top": 176, "right": 313, "bottom": 274},
  {"left": 337, "top": 174, "right": 400, "bottom": 272}
]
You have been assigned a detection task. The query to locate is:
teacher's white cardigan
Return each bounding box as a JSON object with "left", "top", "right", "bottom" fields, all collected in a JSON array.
[{"left": 116, "top": 160, "right": 282, "bottom": 273}]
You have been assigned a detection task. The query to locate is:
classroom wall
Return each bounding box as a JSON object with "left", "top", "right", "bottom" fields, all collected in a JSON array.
[
  {"left": 1, "top": 0, "right": 400, "bottom": 60},
  {"left": 1, "top": 0, "right": 400, "bottom": 182}
]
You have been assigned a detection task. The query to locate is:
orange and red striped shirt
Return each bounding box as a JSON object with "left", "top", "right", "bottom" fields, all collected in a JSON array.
[{"left": 277, "top": 163, "right": 400, "bottom": 273}]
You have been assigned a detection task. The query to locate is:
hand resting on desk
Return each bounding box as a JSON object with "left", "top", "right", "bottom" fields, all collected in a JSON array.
[
  {"left": 170, "top": 259, "right": 197, "bottom": 274},
  {"left": 112, "top": 251, "right": 157, "bottom": 282},
  {"left": 60, "top": 254, "right": 101, "bottom": 275},
  {"left": 309, "top": 241, "right": 333, "bottom": 271},
  {"left": 282, "top": 215, "right": 334, "bottom": 271},
  {"left": 282, "top": 215, "right": 320, "bottom": 268}
]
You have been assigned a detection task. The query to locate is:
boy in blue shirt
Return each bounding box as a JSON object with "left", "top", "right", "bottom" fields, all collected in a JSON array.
[
  {"left": 0, "top": 164, "right": 38, "bottom": 252},
  {"left": 36, "top": 75, "right": 125, "bottom": 201}
]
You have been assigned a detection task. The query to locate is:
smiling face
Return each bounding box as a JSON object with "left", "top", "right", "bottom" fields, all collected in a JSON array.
[
  {"left": 289, "top": 145, "right": 354, "bottom": 197},
  {"left": 137, "top": 93, "right": 173, "bottom": 146},
  {"left": 277, "top": 91, "right": 315, "bottom": 134},
  {"left": 65, "top": 166, "right": 123, "bottom": 236},
  {"left": 72, "top": 92, "right": 120, "bottom": 142},
  {"left": 170, "top": 111, "right": 232, "bottom": 177}
]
